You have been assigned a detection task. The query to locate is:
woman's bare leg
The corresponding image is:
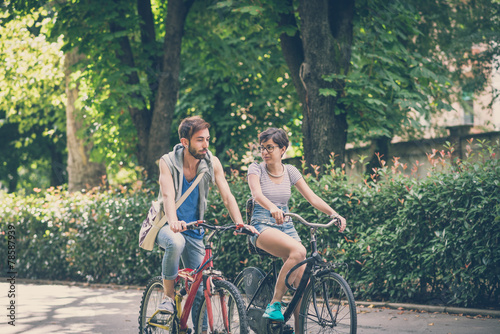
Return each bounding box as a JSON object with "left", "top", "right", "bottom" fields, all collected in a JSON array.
[{"left": 256, "top": 229, "right": 306, "bottom": 304}]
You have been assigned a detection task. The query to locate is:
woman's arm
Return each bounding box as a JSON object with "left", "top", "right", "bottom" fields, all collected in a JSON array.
[
  {"left": 248, "top": 174, "right": 285, "bottom": 224},
  {"left": 294, "top": 178, "right": 346, "bottom": 232}
]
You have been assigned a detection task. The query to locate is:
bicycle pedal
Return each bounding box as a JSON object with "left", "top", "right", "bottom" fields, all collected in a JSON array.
[
  {"left": 269, "top": 320, "right": 284, "bottom": 324},
  {"left": 283, "top": 324, "right": 294, "bottom": 334}
]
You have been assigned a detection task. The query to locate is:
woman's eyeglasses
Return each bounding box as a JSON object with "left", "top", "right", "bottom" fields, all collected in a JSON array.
[{"left": 259, "top": 145, "right": 280, "bottom": 153}]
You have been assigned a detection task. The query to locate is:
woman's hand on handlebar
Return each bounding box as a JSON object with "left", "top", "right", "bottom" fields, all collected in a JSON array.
[
  {"left": 270, "top": 205, "right": 285, "bottom": 225},
  {"left": 335, "top": 215, "right": 347, "bottom": 233},
  {"left": 234, "top": 224, "right": 260, "bottom": 236}
]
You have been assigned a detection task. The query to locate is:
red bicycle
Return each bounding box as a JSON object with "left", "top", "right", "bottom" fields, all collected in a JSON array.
[{"left": 138, "top": 221, "right": 251, "bottom": 334}]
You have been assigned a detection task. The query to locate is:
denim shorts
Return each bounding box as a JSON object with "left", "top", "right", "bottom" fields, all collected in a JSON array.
[{"left": 249, "top": 204, "right": 301, "bottom": 246}]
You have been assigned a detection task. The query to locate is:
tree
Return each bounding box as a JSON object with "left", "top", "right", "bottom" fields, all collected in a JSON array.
[
  {"left": 8, "top": 0, "right": 197, "bottom": 181},
  {"left": 219, "top": 0, "right": 500, "bottom": 171},
  {"left": 177, "top": 1, "right": 302, "bottom": 165},
  {"left": 6, "top": 0, "right": 498, "bottom": 188},
  {"left": 218, "top": 0, "right": 355, "bottom": 169},
  {"left": 0, "top": 8, "right": 67, "bottom": 191},
  {"left": 61, "top": 0, "right": 198, "bottom": 179},
  {"left": 65, "top": 48, "right": 107, "bottom": 192},
  {"left": 344, "top": 0, "right": 500, "bottom": 173}
]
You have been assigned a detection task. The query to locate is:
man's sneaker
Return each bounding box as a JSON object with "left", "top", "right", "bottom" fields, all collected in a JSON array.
[
  {"left": 158, "top": 296, "right": 175, "bottom": 314},
  {"left": 283, "top": 324, "right": 294, "bottom": 334},
  {"left": 262, "top": 301, "right": 284, "bottom": 322}
]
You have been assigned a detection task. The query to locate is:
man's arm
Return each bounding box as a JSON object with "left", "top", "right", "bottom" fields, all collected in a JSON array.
[
  {"left": 159, "top": 158, "right": 185, "bottom": 232},
  {"left": 212, "top": 156, "right": 245, "bottom": 225}
]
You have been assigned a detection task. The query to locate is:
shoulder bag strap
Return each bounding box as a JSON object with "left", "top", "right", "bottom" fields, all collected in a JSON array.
[
  {"left": 174, "top": 171, "right": 205, "bottom": 209},
  {"left": 155, "top": 171, "right": 205, "bottom": 227},
  {"left": 158, "top": 154, "right": 205, "bottom": 209}
]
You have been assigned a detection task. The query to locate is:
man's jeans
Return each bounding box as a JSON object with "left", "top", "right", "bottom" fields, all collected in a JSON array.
[{"left": 156, "top": 224, "right": 207, "bottom": 330}]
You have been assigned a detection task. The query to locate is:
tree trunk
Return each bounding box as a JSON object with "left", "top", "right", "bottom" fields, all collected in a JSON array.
[
  {"left": 65, "top": 48, "right": 107, "bottom": 192},
  {"left": 109, "top": 15, "right": 152, "bottom": 173},
  {"left": 146, "top": 0, "right": 195, "bottom": 177},
  {"left": 281, "top": 0, "right": 354, "bottom": 170}
]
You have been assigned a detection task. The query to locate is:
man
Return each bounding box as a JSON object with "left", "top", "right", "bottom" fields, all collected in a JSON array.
[{"left": 155, "top": 116, "right": 257, "bottom": 325}]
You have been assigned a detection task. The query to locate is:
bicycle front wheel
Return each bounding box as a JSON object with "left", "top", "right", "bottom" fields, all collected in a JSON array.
[
  {"left": 299, "top": 270, "right": 357, "bottom": 334},
  {"left": 139, "top": 276, "right": 178, "bottom": 334},
  {"left": 195, "top": 279, "right": 249, "bottom": 334}
]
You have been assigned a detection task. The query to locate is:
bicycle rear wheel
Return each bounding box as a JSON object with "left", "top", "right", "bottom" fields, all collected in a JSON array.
[
  {"left": 299, "top": 270, "right": 357, "bottom": 334},
  {"left": 234, "top": 267, "right": 272, "bottom": 309},
  {"left": 195, "top": 279, "right": 249, "bottom": 334},
  {"left": 139, "top": 276, "right": 178, "bottom": 334},
  {"left": 234, "top": 267, "right": 275, "bottom": 334}
]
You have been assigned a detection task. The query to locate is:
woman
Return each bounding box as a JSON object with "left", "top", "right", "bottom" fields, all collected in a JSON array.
[{"left": 247, "top": 128, "right": 346, "bottom": 331}]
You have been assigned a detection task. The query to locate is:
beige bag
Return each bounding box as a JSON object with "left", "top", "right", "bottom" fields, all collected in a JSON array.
[{"left": 138, "top": 172, "right": 205, "bottom": 251}]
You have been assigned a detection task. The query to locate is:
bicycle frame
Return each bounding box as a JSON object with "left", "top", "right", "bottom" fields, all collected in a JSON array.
[
  {"left": 244, "top": 221, "right": 333, "bottom": 324},
  {"left": 147, "top": 222, "right": 240, "bottom": 333}
]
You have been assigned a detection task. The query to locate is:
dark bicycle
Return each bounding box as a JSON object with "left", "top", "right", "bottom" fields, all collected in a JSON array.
[{"left": 234, "top": 212, "right": 357, "bottom": 334}]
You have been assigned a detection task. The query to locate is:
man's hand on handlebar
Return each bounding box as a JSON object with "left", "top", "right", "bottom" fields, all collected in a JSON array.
[{"left": 169, "top": 220, "right": 187, "bottom": 233}]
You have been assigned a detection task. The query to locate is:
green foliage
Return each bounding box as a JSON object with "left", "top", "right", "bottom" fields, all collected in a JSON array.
[
  {"left": 0, "top": 8, "right": 67, "bottom": 191},
  {"left": 50, "top": 0, "right": 146, "bottom": 172},
  {"left": 177, "top": 1, "right": 302, "bottom": 165},
  {"left": 327, "top": 140, "right": 500, "bottom": 308},
  {"left": 342, "top": 0, "right": 452, "bottom": 143},
  {"left": 2, "top": 142, "right": 498, "bottom": 308},
  {"left": 0, "top": 185, "right": 163, "bottom": 285},
  {"left": 4, "top": 0, "right": 499, "bottom": 189}
]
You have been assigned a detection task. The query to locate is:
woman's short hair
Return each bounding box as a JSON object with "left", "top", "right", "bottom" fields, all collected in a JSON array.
[
  {"left": 178, "top": 116, "right": 210, "bottom": 141},
  {"left": 259, "top": 128, "right": 289, "bottom": 148}
]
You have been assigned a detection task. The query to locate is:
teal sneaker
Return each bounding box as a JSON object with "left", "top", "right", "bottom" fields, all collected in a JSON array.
[{"left": 262, "top": 301, "right": 284, "bottom": 322}]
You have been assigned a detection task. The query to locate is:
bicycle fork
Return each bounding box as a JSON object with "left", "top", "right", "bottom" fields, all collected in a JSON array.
[{"left": 203, "top": 275, "right": 230, "bottom": 333}]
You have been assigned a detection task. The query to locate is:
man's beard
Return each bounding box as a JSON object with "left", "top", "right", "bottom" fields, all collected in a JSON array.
[{"left": 188, "top": 143, "right": 207, "bottom": 160}]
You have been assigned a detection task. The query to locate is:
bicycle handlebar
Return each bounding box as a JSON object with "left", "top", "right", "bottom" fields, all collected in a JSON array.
[
  {"left": 184, "top": 213, "right": 338, "bottom": 235},
  {"left": 185, "top": 220, "right": 256, "bottom": 235},
  {"left": 284, "top": 212, "right": 340, "bottom": 229}
]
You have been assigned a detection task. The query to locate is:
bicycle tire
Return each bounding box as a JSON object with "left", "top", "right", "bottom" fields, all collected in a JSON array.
[
  {"left": 194, "top": 279, "right": 250, "bottom": 334},
  {"left": 299, "top": 270, "right": 357, "bottom": 334},
  {"left": 139, "top": 276, "right": 179, "bottom": 334},
  {"left": 234, "top": 267, "right": 278, "bottom": 334},
  {"left": 234, "top": 267, "right": 273, "bottom": 309}
]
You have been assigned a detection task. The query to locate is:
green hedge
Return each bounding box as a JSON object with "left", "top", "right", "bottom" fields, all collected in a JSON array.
[
  {"left": 1, "top": 143, "right": 499, "bottom": 308},
  {"left": 0, "top": 185, "right": 164, "bottom": 285}
]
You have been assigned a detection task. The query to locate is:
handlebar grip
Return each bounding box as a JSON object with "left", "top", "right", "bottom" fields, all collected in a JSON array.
[
  {"left": 185, "top": 220, "right": 205, "bottom": 230},
  {"left": 234, "top": 224, "right": 257, "bottom": 236}
]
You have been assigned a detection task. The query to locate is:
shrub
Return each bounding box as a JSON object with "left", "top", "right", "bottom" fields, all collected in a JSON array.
[
  {"left": 1, "top": 141, "right": 498, "bottom": 308},
  {"left": 0, "top": 185, "right": 163, "bottom": 285}
]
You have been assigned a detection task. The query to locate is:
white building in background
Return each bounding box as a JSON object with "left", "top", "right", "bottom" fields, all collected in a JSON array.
[{"left": 437, "top": 49, "right": 500, "bottom": 134}]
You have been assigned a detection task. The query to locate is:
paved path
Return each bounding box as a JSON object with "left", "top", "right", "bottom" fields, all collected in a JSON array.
[
  {"left": 357, "top": 305, "right": 500, "bottom": 334},
  {"left": 1, "top": 281, "right": 499, "bottom": 333}
]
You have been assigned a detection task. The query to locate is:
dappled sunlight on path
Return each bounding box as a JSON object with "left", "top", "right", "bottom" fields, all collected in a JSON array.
[{"left": 0, "top": 282, "right": 142, "bottom": 334}]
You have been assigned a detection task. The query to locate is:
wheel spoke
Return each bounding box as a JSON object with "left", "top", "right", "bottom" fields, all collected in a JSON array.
[
  {"left": 299, "top": 271, "right": 356, "bottom": 334},
  {"left": 139, "top": 276, "right": 179, "bottom": 334},
  {"left": 196, "top": 279, "right": 249, "bottom": 334}
]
